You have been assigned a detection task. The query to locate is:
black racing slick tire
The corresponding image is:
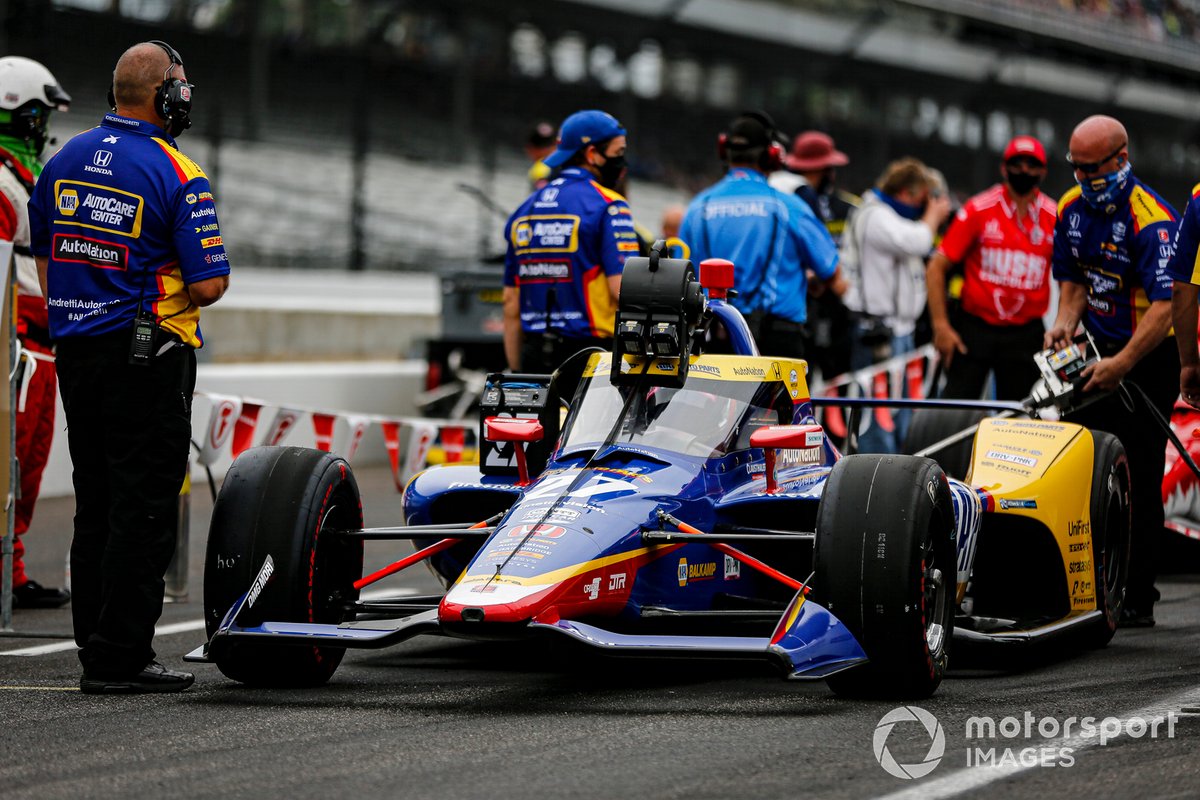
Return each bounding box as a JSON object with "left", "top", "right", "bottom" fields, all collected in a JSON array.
[
  {"left": 203, "top": 446, "right": 364, "bottom": 687},
  {"left": 1079, "top": 431, "right": 1131, "bottom": 647},
  {"left": 901, "top": 407, "right": 989, "bottom": 480},
  {"left": 813, "top": 455, "right": 956, "bottom": 698}
]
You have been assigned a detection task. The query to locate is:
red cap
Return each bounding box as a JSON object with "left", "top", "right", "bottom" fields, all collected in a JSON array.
[
  {"left": 1003, "top": 135, "right": 1046, "bottom": 166},
  {"left": 785, "top": 131, "right": 849, "bottom": 172}
]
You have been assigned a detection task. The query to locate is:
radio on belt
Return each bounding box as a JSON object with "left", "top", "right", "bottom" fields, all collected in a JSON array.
[{"left": 478, "top": 372, "right": 559, "bottom": 477}]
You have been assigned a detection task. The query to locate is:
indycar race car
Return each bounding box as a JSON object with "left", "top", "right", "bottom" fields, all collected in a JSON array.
[{"left": 191, "top": 247, "right": 1129, "bottom": 698}]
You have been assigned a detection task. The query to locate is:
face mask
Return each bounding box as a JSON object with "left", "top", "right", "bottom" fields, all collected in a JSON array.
[
  {"left": 596, "top": 153, "right": 626, "bottom": 189},
  {"left": 1078, "top": 161, "right": 1132, "bottom": 209},
  {"left": 1005, "top": 170, "right": 1041, "bottom": 196}
]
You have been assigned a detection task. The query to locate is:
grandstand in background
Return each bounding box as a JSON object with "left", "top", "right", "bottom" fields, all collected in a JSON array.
[{"left": 12, "top": 0, "right": 1200, "bottom": 270}]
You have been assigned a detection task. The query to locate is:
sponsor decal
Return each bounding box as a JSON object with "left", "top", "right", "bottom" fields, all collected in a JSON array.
[
  {"left": 584, "top": 577, "right": 601, "bottom": 600},
  {"left": 204, "top": 252, "right": 229, "bottom": 264},
  {"left": 608, "top": 572, "right": 627, "bottom": 591},
  {"left": 53, "top": 233, "right": 128, "bottom": 270},
  {"left": 723, "top": 555, "right": 741, "bottom": 580},
  {"left": 1068, "top": 541, "right": 1089, "bottom": 553},
  {"left": 511, "top": 215, "right": 581, "bottom": 252},
  {"left": 200, "top": 235, "right": 223, "bottom": 249},
  {"left": 1067, "top": 519, "right": 1091, "bottom": 538},
  {"left": 1112, "top": 221, "right": 1126, "bottom": 242},
  {"left": 617, "top": 241, "right": 640, "bottom": 252},
  {"left": 55, "top": 182, "right": 145, "bottom": 236},
  {"left": 191, "top": 206, "right": 216, "bottom": 219},
  {"left": 677, "top": 558, "right": 717, "bottom": 586},
  {"left": 102, "top": 134, "right": 119, "bottom": 144},
  {"left": 979, "top": 248, "right": 1048, "bottom": 290},
  {"left": 199, "top": 191, "right": 213, "bottom": 202},
  {"left": 689, "top": 363, "right": 721, "bottom": 377},
  {"left": 1068, "top": 559, "right": 1092, "bottom": 574},
  {"left": 518, "top": 260, "right": 571, "bottom": 282},
  {"left": 195, "top": 223, "right": 219, "bottom": 233},
  {"left": 58, "top": 188, "right": 79, "bottom": 216},
  {"left": 1087, "top": 295, "right": 1114, "bottom": 315},
  {"left": 1084, "top": 269, "right": 1121, "bottom": 294},
  {"left": 92, "top": 150, "right": 113, "bottom": 167},
  {"left": 185, "top": 192, "right": 197, "bottom": 204},
  {"left": 521, "top": 506, "right": 580, "bottom": 523},
  {"left": 245, "top": 555, "right": 275, "bottom": 609},
  {"left": 998, "top": 498, "right": 1038, "bottom": 510},
  {"left": 1159, "top": 228, "right": 1171, "bottom": 243},
  {"left": 732, "top": 366, "right": 765, "bottom": 378}
]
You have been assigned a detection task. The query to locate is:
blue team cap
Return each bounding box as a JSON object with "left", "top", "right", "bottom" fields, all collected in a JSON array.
[{"left": 542, "top": 109, "right": 626, "bottom": 168}]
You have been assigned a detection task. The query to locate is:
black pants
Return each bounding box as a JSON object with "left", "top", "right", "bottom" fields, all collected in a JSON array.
[
  {"left": 939, "top": 312, "right": 1044, "bottom": 401},
  {"left": 750, "top": 314, "right": 806, "bottom": 360},
  {"left": 56, "top": 331, "right": 196, "bottom": 678},
  {"left": 520, "top": 333, "right": 610, "bottom": 402},
  {"left": 1066, "top": 337, "right": 1179, "bottom": 611}
]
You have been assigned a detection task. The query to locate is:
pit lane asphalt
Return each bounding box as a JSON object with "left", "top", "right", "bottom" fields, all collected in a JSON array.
[{"left": 3, "top": 464, "right": 1200, "bottom": 800}]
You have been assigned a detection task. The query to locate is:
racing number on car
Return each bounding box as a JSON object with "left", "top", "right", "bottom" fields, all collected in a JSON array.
[{"left": 522, "top": 472, "right": 638, "bottom": 503}]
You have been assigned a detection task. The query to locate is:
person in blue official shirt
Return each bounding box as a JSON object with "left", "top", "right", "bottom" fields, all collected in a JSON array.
[
  {"left": 28, "top": 41, "right": 229, "bottom": 692},
  {"left": 1045, "top": 114, "right": 1178, "bottom": 628},
  {"left": 503, "top": 109, "right": 635, "bottom": 377},
  {"left": 679, "top": 111, "right": 845, "bottom": 360}
]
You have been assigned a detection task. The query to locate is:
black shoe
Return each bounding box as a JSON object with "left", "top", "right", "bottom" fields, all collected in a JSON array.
[
  {"left": 12, "top": 579, "right": 71, "bottom": 609},
  {"left": 80, "top": 662, "right": 195, "bottom": 694},
  {"left": 1118, "top": 606, "right": 1156, "bottom": 628}
]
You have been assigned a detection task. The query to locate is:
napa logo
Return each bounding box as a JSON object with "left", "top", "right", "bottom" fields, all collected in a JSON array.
[
  {"left": 677, "top": 557, "right": 717, "bottom": 587},
  {"left": 514, "top": 221, "right": 533, "bottom": 248},
  {"left": 58, "top": 188, "right": 79, "bottom": 217}
]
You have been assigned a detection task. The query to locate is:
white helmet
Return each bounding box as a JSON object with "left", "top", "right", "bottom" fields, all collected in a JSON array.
[{"left": 0, "top": 56, "right": 70, "bottom": 155}]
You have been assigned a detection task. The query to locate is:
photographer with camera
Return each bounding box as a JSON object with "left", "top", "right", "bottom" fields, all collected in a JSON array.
[
  {"left": 841, "top": 157, "right": 951, "bottom": 452},
  {"left": 29, "top": 42, "right": 229, "bottom": 692}
]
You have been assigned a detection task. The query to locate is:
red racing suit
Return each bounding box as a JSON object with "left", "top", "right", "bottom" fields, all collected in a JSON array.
[{"left": 0, "top": 144, "right": 55, "bottom": 588}]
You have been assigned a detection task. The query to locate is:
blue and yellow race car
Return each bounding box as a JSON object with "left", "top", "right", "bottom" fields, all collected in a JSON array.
[{"left": 193, "top": 249, "right": 1129, "bottom": 698}]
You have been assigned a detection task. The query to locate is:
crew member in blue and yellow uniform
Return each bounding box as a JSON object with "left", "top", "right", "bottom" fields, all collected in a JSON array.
[
  {"left": 679, "top": 111, "right": 845, "bottom": 359},
  {"left": 28, "top": 41, "right": 229, "bottom": 693},
  {"left": 1045, "top": 115, "right": 1178, "bottom": 628},
  {"left": 1169, "top": 182, "right": 1200, "bottom": 409},
  {"left": 503, "top": 109, "right": 634, "bottom": 375}
]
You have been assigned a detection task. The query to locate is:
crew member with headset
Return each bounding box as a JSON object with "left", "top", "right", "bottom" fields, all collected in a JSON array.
[
  {"left": 29, "top": 41, "right": 230, "bottom": 692},
  {"left": 503, "top": 109, "right": 635, "bottom": 375},
  {"left": 679, "top": 111, "right": 845, "bottom": 359}
]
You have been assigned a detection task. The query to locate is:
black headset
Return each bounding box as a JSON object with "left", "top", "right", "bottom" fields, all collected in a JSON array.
[
  {"left": 717, "top": 110, "right": 784, "bottom": 173},
  {"left": 107, "top": 40, "right": 193, "bottom": 137}
]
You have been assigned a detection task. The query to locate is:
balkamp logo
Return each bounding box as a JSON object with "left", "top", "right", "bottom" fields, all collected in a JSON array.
[{"left": 677, "top": 557, "right": 717, "bottom": 586}]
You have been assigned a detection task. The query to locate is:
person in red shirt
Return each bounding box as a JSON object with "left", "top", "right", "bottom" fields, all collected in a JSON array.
[{"left": 926, "top": 135, "right": 1056, "bottom": 400}]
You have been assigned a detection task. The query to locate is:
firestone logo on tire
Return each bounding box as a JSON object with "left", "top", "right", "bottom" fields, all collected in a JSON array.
[{"left": 874, "top": 706, "right": 945, "bottom": 779}]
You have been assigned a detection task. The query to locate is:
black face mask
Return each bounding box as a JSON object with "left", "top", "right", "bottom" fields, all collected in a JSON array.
[
  {"left": 596, "top": 153, "right": 626, "bottom": 189},
  {"left": 1005, "top": 169, "right": 1041, "bottom": 196}
]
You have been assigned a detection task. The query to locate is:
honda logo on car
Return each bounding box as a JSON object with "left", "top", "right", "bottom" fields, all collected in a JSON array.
[{"left": 677, "top": 558, "right": 717, "bottom": 586}]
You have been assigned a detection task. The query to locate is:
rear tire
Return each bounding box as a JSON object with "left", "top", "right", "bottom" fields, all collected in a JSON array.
[
  {"left": 203, "top": 446, "right": 364, "bottom": 687},
  {"left": 902, "top": 407, "right": 988, "bottom": 480},
  {"left": 814, "top": 455, "right": 956, "bottom": 698},
  {"left": 1079, "top": 431, "right": 1130, "bottom": 647}
]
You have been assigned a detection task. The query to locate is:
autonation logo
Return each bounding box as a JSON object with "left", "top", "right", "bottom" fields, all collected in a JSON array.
[{"left": 874, "top": 706, "right": 1178, "bottom": 778}]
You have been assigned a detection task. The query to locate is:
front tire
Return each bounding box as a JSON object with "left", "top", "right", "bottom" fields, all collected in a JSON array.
[
  {"left": 203, "top": 446, "right": 364, "bottom": 687},
  {"left": 1079, "top": 431, "right": 1130, "bottom": 647},
  {"left": 813, "top": 455, "right": 956, "bottom": 698}
]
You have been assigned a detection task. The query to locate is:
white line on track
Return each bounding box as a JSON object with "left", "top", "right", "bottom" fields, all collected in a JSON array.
[
  {"left": 0, "top": 586, "right": 421, "bottom": 656},
  {"left": 874, "top": 686, "right": 1200, "bottom": 799}
]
